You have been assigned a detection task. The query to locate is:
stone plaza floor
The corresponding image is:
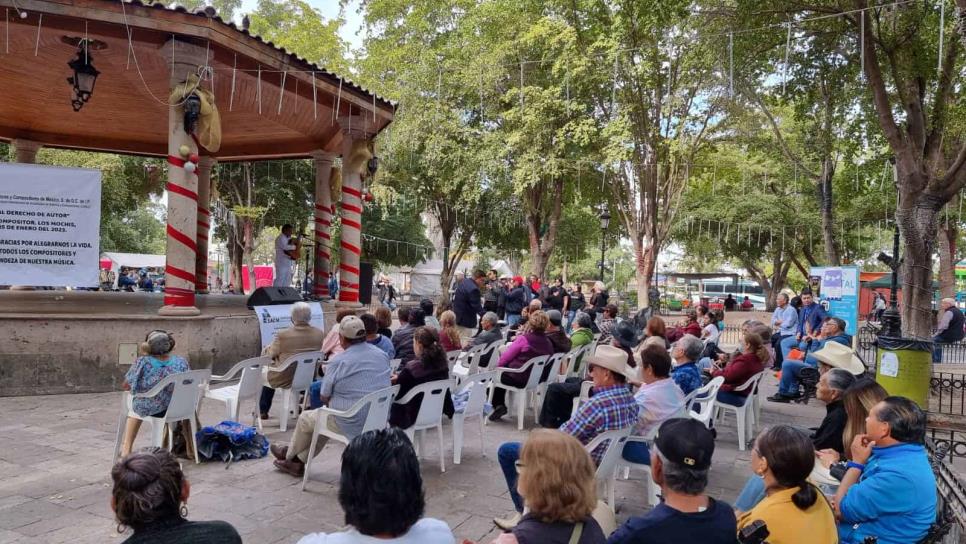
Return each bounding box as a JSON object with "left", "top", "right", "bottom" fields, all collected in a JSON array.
[{"left": 0, "top": 373, "right": 825, "bottom": 543}]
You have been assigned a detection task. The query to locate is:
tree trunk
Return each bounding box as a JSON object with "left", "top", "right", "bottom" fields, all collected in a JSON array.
[
  {"left": 243, "top": 218, "right": 255, "bottom": 294},
  {"left": 524, "top": 178, "right": 565, "bottom": 280},
  {"left": 938, "top": 220, "right": 957, "bottom": 299},
  {"left": 818, "top": 161, "right": 840, "bottom": 265},
  {"left": 898, "top": 202, "right": 941, "bottom": 339},
  {"left": 634, "top": 242, "right": 655, "bottom": 309}
]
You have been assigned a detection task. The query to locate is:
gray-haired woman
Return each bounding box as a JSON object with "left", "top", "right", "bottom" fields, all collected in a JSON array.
[{"left": 120, "top": 331, "right": 190, "bottom": 457}]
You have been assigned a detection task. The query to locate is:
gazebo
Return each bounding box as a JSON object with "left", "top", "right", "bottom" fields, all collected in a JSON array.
[{"left": 0, "top": 0, "right": 394, "bottom": 394}]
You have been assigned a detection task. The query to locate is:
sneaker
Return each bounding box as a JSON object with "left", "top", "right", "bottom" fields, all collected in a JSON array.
[
  {"left": 488, "top": 405, "right": 508, "bottom": 422},
  {"left": 493, "top": 512, "right": 522, "bottom": 530},
  {"left": 767, "top": 392, "right": 800, "bottom": 403}
]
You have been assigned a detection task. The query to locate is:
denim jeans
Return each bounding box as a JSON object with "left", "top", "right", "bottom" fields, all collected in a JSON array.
[
  {"left": 507, "top": 313, "right": 521, "bottom": 327},
  {"left": 716, "top": 390, "right": 748, "bottom": 407},
  {"left": 779, "top": 358, "right": 815, "bottom": 396},
  {"left": 258, "top": 386, "right": 276, "bottom": 415},
  {"left": 565, "top": 310, "right": 576, "bottom": 335},
  {"left": 308, "top": 380, "right": 324, "bottom": 409},
  {"left": 933, "top": 335, "right": 944, "bottom": 363},
  {"left": 779, "top": 335, "right": 802, "bottom": 361},
  {"left": 734, "top": 475, "right": 766, "bottom": 511},
  {"left": 621, "top": 440, "right": 651, "bottom": 464},
  {"left": 498, "top": 442, "right": 524, "bottom": 512}
]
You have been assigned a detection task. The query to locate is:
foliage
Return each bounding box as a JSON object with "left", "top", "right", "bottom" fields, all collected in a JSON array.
[
  {"left": 361, "top": 196, "right": 434, "bottom": 267},
  {"left": 248, "top": 0, "right": 349, "bottom": 74}
]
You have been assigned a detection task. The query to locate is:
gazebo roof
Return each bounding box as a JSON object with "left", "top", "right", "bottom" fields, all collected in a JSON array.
[{"left": 0, "top": 0, "right": 394, "bottom": 160}]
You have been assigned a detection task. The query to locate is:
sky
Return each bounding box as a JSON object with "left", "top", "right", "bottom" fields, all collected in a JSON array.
[{"left": 237, "top": 0, "right": 367, "bottom": 53}]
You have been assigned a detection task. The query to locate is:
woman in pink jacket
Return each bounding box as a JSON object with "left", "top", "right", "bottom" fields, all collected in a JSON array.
[{"left": 488, "top": 310, "right": 554, "bottom": 422}]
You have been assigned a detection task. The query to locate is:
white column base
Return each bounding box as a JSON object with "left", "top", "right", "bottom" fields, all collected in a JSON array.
[{"left": 158, "top": 305, "right": 201, "bottom": 317}]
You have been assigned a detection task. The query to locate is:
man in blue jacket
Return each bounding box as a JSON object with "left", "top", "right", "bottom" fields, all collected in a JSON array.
[
  {"left": 453, "top": 269, "right": 485, "bottom": 344},
  {"left": 833, "top": 396, "right": 936, "bottom": 544},
  {"left": 778, "top": 290, "right": 826, "bottom": 361}
]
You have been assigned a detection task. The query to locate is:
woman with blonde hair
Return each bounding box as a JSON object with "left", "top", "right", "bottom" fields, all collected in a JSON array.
[
  {"left": 815, "top": 378, "right": 889, "bottom": 469},
  {"left": 495, "top": 430, "right": 606, "bottom": 544},
  {"left": 642, "top": 316, "right": 669, "bottom": 349},
  {"left": 438, "top": 310, "right": 463, "bottom": 352},
  {"left": 374, "top": 306, "right": 394, "bottom": 339}
]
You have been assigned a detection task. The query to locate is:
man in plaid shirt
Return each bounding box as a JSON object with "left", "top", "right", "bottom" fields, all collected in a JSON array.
[{"left": 494, "top": 345, "right": 639, "bottom": 529}]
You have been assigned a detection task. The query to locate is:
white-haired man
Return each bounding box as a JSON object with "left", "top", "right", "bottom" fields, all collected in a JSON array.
[
  {"left": 933, "top": 297, "right": 965, "bottom": 363},
  {"left": 259, "top": 301, "right": 324, "bottom": 419}
]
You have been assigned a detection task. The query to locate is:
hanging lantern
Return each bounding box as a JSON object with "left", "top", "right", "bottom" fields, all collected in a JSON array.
[{"left": 67, "top": 40, "right": 100, "bottom": 112}]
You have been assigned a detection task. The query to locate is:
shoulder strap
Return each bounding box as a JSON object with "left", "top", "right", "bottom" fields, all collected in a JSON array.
[{"left": 568, "top": 521, "right": 584, "bottom": 544}]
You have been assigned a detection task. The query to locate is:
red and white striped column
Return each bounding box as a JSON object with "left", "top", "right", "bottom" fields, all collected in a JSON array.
[
  {"left": 336, "top": 118, "right": 371, "bottom": 307},
  {"left": 311, "top": 152, "right": 337, "bottom": 299},
  {"left": 159, "top": 39, "right": 206, "bottom": 316},
  {"left": 194, "top": 157, "right": 216, "bottom": 294}
]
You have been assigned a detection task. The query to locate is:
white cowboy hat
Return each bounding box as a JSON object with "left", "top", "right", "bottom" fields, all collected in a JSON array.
[
  {"left": 810, "top": 342, "right": 865, "bottom": 375},
  {"left": 584, "top": 345, "right": 637, "bottom": 380}
]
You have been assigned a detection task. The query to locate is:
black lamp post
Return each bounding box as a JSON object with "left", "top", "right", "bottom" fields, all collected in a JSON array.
[
  {"left": 598, "top": 207, "right": 611, "bottom": 281},
  {"left": 67, "top": 41, "right": 100, "bottom": 112},
  {"left": 878, "top": 157, "right": 902, "bottom": 338}
]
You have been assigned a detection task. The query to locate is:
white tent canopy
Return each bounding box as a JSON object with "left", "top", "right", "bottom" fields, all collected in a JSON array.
[{"left": 100, "top": 252, "right": 166, "bottom": 270}]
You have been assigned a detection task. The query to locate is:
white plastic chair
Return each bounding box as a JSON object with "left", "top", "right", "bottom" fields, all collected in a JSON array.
[
  {"left": 451, "top": 343, "right": 488, "bottom": 384},
  {"left": 482, "top": 338, "right": 504, "bottom": 369},
  {"left": 584, "top": 426, "right": 633, "bottom": 508},
  {"left": 713, "top": 371, "right": 766, "bottom": 451},
  {"left": 264, "top": 351, "right": 323, "bottom": 432},
  {"left": 618, "top": 434, "right": 661, "bottom": 507},
  {"left": 534, "top": 352, "right": 566, "bottom": 407},
  {"left": 395, "top": 379, "right": 453, "bottom": 472},
  {"left": 452, "top": 371, "right": 496, "bottom": 465},
  {"left": 571, "top": 380, "right": 594, "bottom": 418},
  {"left": 302, "top": 384, "right": 400, "bottom": 491},
  {"left": 487, "top": 355, "right": 551, "bottom": 430},
  {"left": 446, "top": 350, "right": 462, "bottom": 370},
  {"left": 561, "top": 344, "right": 590, "bottom": 380},
  {"left": 112, "top": 369, "right": 211, "bottom": 465},
  {"left": 686, "top": 376, "right": 724, "bottom": 428},
  {"left": 204, "top": 356, "right": 269, "bottom": 429}
]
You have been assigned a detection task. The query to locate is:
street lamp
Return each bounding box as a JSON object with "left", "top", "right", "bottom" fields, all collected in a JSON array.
[
  {"left": 598, "top": 207, "right": 611, "bottom": 281},
  {"left": 66, "top": 40, "right": 100, "bottom": 112}
]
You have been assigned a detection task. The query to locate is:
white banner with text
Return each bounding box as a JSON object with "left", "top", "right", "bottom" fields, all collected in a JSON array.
[
  {"left": 0, "top": 164, "right": 102, "bottom": 287},
  {"left": 254, "top": 302, "right": 326, "bottom": 351}
]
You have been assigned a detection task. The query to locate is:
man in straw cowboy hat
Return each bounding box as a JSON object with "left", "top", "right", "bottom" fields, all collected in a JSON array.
[
  {"left": 810, "top": 341, "right": 867, "bottom": 376},
  {"left": 493, "top": 344, "right": 640, "bottom": 529}
]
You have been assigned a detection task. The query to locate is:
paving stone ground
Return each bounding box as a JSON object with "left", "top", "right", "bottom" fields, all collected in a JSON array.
[{"left": 0, "top": 373, "right": 825, "bottom": 544}]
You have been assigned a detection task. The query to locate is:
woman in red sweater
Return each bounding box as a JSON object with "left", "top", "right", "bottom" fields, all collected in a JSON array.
[{"left": 712, "top": 331, "right": 767, "bottom": 406}]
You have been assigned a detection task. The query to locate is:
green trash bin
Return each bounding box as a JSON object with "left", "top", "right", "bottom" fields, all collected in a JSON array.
[{"left": 875, "top": 336, "right": 933, "bottom": 408}]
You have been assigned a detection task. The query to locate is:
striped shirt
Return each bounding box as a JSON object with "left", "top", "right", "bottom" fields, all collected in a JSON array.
[
  {"left": 320, "top": 342, "right": 392, "bottom": 438},
  {"left": 560, "top": 383, "right": 639, "bottom": 464}
]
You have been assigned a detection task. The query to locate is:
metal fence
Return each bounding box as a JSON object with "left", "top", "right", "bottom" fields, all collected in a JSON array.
[{"left": 928, "top": 439, "right": 966, "bottom": 543}]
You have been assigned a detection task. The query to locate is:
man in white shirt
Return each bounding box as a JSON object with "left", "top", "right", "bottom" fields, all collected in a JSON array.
[
  {"left": 273, "top": 224, "right": 297, "bottom": 288},
  {"left": 770, "top": 293, "right": 798, "bottom": 369}
]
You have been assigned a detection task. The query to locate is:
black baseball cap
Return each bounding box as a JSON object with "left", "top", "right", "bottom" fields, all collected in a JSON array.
[{"left": 654, "top": 418, "right": 715, "bottom": 470}]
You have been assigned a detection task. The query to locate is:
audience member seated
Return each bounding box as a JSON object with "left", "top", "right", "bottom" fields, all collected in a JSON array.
[
  {"left": 700, "top": 311, "right": 720, "bottom": 347},
  {"left": 815, "top": 378, "right": 888, "bottom": 473},
  {"left": 466, "top": 311, "right": 504, "bottom": 353},
  {"left": 545, "top": 310, "right": 573, "bottom": 354},
  {"left": 496, "top": 345, "right": 639, "bottom": 529},
  {"left": 666, "top": 310, "right": 702, "bottom": 343},
  {"left": 933, "top": 297, "right": 965, "bottom": 363},
  {"left": 259, "top": 302, "right": 326, "bottom": 419},
  {"left": 710, "top": 332, "right": 767, "bottom": 408},
  {"left": 740, "top": 296, "right": 754, "bottom": 311},
  {"left": 669, "top": 334, "right": 703, "bottom": 396},
  {"left": 833, "top": 396, "right": 936, "bottom": 544},
  {"left": 697, "top": 319, "right": 761, "bottom": 372},
  {"left": 322, "top": 308, "right": 356, "bottom": 359},
  {"left": 737, "top": 426, "right": 837, "bottom": 543},
  {"left": 565, "top": 312, "right": 596, "bottom": 375},
  {"left": 734, "top": 368, "right": 857, "bottom": 512},
  {"left": 390, "top": 327, "right": 454, "bottom": 428},
  {"left": 392, "top": 307, "right": 423, "bottom": 363},
  {"left": 374, "top": 306, "right": 394, "bottom": 339},
  {"left": 769, "top": 317, "right": 850, "bottom": 403},
  {"left": 489, "top": 311, "right": 555, "bottom": 422},
  {"left": 120, "top": 330, "right": 190, "bottom": 457},
  {"left": 492, "top": 430, "right": 607, "bottom": 544},
  {"left": 439, "top": 310, "right": 463, "bottom": 352},
  {"left": 778, "top": 290, "right": 826, "bottom": 362},
  {"left": 112, "top": 448, "right": 241, "bottom": 543},
  {"left": 360, "top": 313, "right": 395, "bottom": 359},
  {"left": 537, "top": 323, "right": 640, "bottom": 429},
  {"left": 421, "top": 298, "right": 441, "bottom": 331},
  {"left": 273, "top": 317, "right": 391, "bottom": 477},
  {"left": 296, "top": 429, "right": 455, "bottom": 544},
  {"left": 622, "top": 346, "right": 684, "bottom": 465},
  {"left": 608, "top": 419, "right": 736, "bottom": 544},
  {"left": 641, "top": 316, "right": 669, "bottom": 349},
  {"left": 598, "top": 304, "right": 619, "bottom": 340}
]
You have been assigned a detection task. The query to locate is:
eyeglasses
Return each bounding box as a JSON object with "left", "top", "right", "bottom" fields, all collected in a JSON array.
[{"left": 514, "top": 460, "right": 524, "bottom": 474}]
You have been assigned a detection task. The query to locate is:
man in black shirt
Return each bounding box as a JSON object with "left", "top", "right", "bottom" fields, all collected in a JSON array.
[{"left": 608, "top": 418, "right": 736, "bottom": 544}]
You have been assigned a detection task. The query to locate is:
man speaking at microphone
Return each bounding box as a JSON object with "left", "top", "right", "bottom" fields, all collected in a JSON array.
[{"left": 273, "top": 224, "right": 298, "bottom": 288}]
